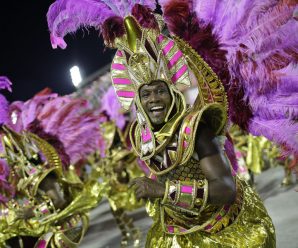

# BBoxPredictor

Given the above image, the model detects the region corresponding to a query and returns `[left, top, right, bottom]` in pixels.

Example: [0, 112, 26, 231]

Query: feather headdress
[47, 0, 298, 155]
[5, 89, 102, 166]
[160, 0, 298, 155]
[47, 0, 156, 49]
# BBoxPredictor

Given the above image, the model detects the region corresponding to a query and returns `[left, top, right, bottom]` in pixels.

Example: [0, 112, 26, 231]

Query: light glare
[70, 66, 82, 87]
[11, 111, 18, 124]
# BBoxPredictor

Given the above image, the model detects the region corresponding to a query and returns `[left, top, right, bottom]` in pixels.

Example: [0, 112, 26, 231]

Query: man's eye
[158, 89, 165, 94]
[141, 94, 149, 98]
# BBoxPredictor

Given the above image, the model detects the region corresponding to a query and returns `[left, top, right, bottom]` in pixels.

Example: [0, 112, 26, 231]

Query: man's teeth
[151, 106, 164, 111]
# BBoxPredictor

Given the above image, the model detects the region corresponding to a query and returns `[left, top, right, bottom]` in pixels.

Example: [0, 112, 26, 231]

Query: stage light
[11, 111, 17, 124]
[70, 65, 82, 87]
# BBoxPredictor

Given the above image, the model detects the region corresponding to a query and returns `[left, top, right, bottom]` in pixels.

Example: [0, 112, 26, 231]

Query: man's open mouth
[150, 106, 165, 114]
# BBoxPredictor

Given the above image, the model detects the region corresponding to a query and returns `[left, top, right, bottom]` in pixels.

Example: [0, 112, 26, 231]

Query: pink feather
[47, 0, 156, 48]
[100, 86, 126, 130]
[249, 118, 298, 156]
[0, 76, 12, 125]
[7, 92, 103, 166]
[45, 1, 298, 154]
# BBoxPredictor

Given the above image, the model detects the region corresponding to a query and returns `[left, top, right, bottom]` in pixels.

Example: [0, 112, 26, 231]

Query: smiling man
[139, 81, 172, 128]
[130, 77, 275, 248]
[128, 67, 275, 246]
[46, 2, 276, 247]
[132, 78, 238, 206]
[122, 16, 275, 248]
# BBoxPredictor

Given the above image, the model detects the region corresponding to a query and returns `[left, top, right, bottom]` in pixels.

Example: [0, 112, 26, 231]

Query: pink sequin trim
[116, 90, 135, 98]
[150, 174, 157, 181]
[111, 63, 126, 70]
[216, 215, 223, 221]
[162, 40, 174, 55]
[157, 34, 164, 43]
[205, 224, 213, 230]
[41, 209, 49, 214]
[171, 64, 188, 83]
[113, 78, 132, 85]
[181, 185, 193, 194]
[167, 50, 183, 69]
[141, 127, 151, 143]
[236, 151, 242, 158]
[184, 126, 191, 135]
[116, 50, 123, 57]
[37, 240, 46, 248]
[167, 226, 174, 233]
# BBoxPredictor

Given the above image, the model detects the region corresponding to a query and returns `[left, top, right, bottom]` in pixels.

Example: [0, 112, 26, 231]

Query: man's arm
[195, 123, 236, 205]
[129, 123, 237, 205]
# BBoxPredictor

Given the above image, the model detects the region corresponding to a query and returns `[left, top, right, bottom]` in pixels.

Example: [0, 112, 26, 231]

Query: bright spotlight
[11, 111, 18, 124]
[70, 65, 82, 87]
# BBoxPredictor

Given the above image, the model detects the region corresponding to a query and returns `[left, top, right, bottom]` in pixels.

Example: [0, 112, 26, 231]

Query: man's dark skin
[130, 80, 236, 205]
[16, 174, 68, 219]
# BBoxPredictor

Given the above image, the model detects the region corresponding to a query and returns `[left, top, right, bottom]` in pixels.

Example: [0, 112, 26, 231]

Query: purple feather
[47, 0, 155, 49]
[47, 0, 114, 48]
[194, 0, 218, 23]
[37, 96, 102, 164]
[7, 92, 103, 165]
[46, 0, 298, 154]
[100, 86, 126, 130]
[192, 1, 298, 152]
[0, 77, 12, 125]
[8, 101, 25, 132]
[249, 118, 298, 156]
[276, 63, 298, 92]
[0, 76, 12, 92]
[0, 96, 9, 125]
[217, 3, 297, 95]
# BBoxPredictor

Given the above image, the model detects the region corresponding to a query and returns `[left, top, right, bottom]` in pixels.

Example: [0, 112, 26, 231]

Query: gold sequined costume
[46, 2, 277, 247]
[145, 167, 275, 247]
[87, 121, 144, 246]
[0, 126, 103, 247]
[230, 125, 279, 180]
[113, 15, 276, 248]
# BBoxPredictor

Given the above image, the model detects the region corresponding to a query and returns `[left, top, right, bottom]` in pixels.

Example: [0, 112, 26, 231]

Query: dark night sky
[0, 1, 113, 102]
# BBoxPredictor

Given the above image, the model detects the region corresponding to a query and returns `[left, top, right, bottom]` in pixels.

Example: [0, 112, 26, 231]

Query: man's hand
[129, 177, 165, 200]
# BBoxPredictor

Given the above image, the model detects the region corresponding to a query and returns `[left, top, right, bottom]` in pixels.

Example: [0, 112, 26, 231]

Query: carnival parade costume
[0, 74, 146, 247]
[230, 124, 297, 186]
[0, 80, 105, 247]
[46, 0, 298, 247]
[229, 125, 280, 184]
[77, 85, 144, 246]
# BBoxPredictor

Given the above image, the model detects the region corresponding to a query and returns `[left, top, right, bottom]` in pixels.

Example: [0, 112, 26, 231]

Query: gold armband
[32, 199, 55, 220]
[162, 179, 208, 212]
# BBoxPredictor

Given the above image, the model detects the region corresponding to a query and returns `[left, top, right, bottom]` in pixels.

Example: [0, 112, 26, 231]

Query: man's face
[139, 81, 172, 126]
[40, 176, 67, 210]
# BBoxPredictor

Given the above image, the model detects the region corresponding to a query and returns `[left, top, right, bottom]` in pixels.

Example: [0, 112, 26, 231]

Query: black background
[0, 1, 113, 101]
